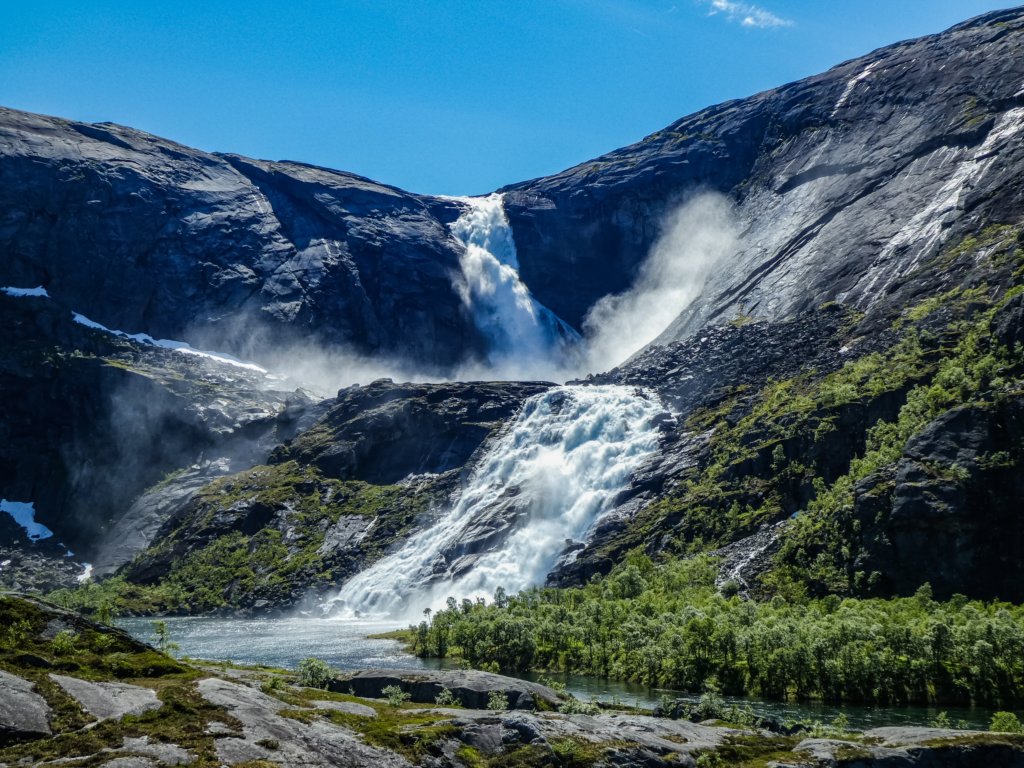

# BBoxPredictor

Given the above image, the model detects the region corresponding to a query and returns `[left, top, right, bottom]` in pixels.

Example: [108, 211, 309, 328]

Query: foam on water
[326, 384, 663, 619]
[449, 194, 579, 379]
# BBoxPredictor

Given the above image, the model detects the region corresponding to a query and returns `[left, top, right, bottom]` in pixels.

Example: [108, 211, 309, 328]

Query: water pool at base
[119, 616, 996, 731]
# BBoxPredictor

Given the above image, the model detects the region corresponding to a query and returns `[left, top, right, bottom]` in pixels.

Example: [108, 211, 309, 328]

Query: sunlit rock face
[503, 9, 1024, 341]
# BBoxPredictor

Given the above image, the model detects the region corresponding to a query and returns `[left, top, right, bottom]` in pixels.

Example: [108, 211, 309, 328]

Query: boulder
[329, 669, 562, 710]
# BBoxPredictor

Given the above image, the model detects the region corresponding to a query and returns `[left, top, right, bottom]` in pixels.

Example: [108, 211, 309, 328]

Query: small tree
[435, 687, 460, 706]
[96, 602, 116, 626]
[152, 621, 179, 656]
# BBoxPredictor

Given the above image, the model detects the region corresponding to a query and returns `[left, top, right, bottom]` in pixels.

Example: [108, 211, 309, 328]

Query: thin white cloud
[705, 0, 793, 28]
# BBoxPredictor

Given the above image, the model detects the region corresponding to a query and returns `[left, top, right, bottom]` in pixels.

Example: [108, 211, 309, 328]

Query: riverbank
[6, 594, 1024, 768]
[117, 614, 1003, 731]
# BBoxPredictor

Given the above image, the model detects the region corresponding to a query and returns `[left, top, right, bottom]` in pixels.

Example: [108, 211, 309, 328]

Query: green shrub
[990, 712, 1024, 733]
[297, 657, 332, 689]
[435, 687, 461, 706]
[51, 629, 78, 655]
[558, 695, 600, 715]
[487, 690, 510, 710]
[695, 752, 725, 768]
[382, 684, 411, 707]
[261, 676, 286, 694]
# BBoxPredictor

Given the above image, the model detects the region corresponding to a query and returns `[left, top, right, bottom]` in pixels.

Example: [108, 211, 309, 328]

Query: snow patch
[832, 61, 879, 117]
[0, 499, 54, 542]
[71, 312, 267, 372]
[2, 286, 49, 298]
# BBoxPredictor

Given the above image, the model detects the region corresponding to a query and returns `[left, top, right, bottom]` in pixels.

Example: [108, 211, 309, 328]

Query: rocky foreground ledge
[2, 595, 1023, 767]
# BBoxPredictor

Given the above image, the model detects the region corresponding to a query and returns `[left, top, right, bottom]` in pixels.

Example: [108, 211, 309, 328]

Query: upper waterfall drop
[449, 194, 579, 378]
[327, 384, 664, 620]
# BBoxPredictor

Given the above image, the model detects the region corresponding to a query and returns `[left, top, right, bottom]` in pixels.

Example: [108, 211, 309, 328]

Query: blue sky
[0, 1, 1012, 195]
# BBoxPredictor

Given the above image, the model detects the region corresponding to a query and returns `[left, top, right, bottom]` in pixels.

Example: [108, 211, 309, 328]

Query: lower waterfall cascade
[326, 384, 664, 619]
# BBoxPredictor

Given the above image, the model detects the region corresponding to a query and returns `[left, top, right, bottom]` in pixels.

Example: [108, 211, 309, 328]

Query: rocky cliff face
[4, 11, 1023, 357]
[0, 287, 319, 589]
[0, 109, 482, 370]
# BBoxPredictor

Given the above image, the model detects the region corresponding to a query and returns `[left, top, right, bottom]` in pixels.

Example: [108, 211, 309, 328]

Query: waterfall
[327, 385, 663, 619]
[450, 194, 579, 378]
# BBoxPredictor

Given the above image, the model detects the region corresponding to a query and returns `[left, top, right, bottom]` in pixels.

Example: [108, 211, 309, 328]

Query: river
[118, 615, 996, 730]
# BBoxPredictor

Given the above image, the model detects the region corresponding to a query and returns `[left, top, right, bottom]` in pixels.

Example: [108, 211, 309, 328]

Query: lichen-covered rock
[197, 678, 411, 768]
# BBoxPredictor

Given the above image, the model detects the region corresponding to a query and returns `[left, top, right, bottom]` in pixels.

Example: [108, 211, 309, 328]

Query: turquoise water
[119, 616, 995, 730]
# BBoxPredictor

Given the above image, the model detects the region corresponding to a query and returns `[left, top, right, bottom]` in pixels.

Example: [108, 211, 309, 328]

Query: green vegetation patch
[406, 557, 1024, 708]
[0, 597, 231, 767]
[51, 461, 434, 615]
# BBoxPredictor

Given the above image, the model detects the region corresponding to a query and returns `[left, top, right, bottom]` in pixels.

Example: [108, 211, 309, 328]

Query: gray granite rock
[197, 677, 410, 767]
[50, 674, 161, 721]
[792, 729, 1024, 768]
[311, 700, 377, 718]
[0, 669, 51, 742]
[119, 737, 193, 766]
[100, 759, 158, 768]
[862, 726, 979, 746]
[330, 668, 563, 710]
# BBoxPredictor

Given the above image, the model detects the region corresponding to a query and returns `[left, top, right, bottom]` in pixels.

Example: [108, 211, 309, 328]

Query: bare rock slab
[100, 759, 159, 768]
[198, 677, 410, 767]
[311, 699, 377, 718]
[0, 669, 51, 742]
[119, 737, 194, 766]
[50, 674, 161, 721]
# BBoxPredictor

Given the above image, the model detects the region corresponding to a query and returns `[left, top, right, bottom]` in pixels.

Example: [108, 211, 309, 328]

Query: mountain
[503, 7, 1024, 337]
[0, 109, 480, 369]
[3, 8, 1024, 613]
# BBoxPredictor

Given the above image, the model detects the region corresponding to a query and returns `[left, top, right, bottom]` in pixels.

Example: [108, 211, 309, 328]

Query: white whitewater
[449, 194, 579, 378]
[327, 385, 663, 619]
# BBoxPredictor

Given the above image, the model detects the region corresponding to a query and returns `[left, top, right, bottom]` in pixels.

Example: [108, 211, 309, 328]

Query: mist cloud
[581, 192, 740, 374]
